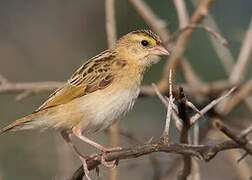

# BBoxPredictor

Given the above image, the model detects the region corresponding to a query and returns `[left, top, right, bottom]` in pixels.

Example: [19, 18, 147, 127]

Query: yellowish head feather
[130, 29, 162, 45]
[115, 29, 164, 69]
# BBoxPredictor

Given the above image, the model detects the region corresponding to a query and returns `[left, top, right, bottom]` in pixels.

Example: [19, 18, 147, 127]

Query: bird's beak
[149, 44, 170, 56]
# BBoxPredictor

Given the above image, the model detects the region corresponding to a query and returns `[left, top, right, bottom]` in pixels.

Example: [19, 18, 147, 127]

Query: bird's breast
[76, 80, 140, 133]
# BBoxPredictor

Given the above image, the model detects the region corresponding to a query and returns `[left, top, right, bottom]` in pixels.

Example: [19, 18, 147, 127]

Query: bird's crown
[130, 29, 162, 46]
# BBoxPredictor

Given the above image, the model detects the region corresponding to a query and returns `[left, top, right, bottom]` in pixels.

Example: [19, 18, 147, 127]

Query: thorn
[147, 137, 154, 144]
[186, 100, 201, 115]
[237, 152, 249, 163]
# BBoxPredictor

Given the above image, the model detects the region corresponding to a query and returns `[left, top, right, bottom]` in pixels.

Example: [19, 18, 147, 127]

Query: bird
[0, 29, 169, 179]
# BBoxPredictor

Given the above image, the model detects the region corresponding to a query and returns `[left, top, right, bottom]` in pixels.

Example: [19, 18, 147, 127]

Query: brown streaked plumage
[0, 29, 169, 179]
[37, 50, 118, 112]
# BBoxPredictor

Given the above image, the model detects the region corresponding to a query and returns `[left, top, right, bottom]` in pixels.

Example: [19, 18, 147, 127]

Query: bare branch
[173, 0, 189, 28]
[162, 69, 174, 141]
[192, 158, 200, 180]
[105, 0, 117, 49]
[192, 123, 201, 180]
[185, 100, 201, 115]
[237, 152, 249, 163]
[152, 83, 169, 107]
[0, 78, 244, 102]
[240, 125, 252, 138]
[0, 81, 64, 94]
[222, 79, 252, 115]
[159, 0, 214, 90]
[230, 18, 252, 83]
[214, 126, 252, 180]
[69, 140, 240, 180]
[213, 120, 252, 155]
[191, 0, 235, 74]
[172, 111, 183, 131]
[105, 0, 118, 179]
[178, 87, 192, 180]
[167, 24, 230, 46]
[128, 0, 207, 97]
[141, 80, 240, 99]
[190, 87, 236, 125]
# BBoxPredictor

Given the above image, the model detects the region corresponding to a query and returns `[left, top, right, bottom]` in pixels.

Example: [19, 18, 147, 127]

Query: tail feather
[0, 113, 39, 135]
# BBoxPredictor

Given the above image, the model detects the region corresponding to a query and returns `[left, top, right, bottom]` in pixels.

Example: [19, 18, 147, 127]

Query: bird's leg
[72, 127, 122, 152]
[61, 130, 93, 180]
[72, 126, 122, 168]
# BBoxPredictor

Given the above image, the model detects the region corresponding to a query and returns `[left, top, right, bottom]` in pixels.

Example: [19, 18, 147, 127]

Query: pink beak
[149, 44, 170, 56]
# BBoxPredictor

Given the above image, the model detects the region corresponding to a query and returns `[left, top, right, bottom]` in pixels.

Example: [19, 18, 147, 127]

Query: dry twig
[230, 18, 252, 83]
[105, 0, 119, 179]
[177, 87, 192, 180]
[190, 87, 236, 125]
[69, 140, 240, 180]
[1, 0, 251, 180]
[162, 70, 174, 141]
[141, 78, 241, 99]
[0, 79, 63, 94]
[214, 120, 252, 155]
[166, 24, 230, 46]
[173, 0, 189, 29]
[190, 0, 235, 74]
[222, 79, 252, 115]
[159, 0, 214, 91]
[192, 122, 200, 180]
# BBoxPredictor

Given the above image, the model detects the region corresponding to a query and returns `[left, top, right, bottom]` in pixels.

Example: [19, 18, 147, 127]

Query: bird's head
[115, 30, 170, 68]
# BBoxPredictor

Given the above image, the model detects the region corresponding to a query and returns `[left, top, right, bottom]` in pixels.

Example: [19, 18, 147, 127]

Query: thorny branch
[161, 69, 174, 141]
[68, 0, 251, 179]
[0, 74, 64, 100]
[105, 0, 119, 179]
[69, 140, 240, 180]
[166, 24, 230, 46]
[177, 87, 192, 180]
[214, 120, 252, 155]
[69, 80, 243, 180]
[159, 0, 214, 88]
[0, 0, 252, 179]
[173, 0, 189, 29]
[229, 18, 252, 84]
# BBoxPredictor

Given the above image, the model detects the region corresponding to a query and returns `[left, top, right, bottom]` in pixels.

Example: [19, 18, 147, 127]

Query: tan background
[0, 0, 251, 179]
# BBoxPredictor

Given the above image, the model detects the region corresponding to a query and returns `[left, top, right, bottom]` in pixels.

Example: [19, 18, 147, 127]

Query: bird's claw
[98, 146, 121, 168]
[101, 152, 118, 168]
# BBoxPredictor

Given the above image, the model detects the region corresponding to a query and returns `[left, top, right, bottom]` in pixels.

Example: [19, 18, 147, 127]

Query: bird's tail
[0, 113, 41, 135]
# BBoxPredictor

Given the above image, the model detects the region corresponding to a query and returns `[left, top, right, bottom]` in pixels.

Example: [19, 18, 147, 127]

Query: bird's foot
[98, 146, 121, 168]
[100, 152, 119, 168]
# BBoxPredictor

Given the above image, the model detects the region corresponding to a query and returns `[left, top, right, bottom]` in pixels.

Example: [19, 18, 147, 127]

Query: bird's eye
[141, 40, 149, 47]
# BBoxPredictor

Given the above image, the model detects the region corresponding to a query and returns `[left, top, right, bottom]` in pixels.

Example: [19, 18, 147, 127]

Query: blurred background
[0, 0, 251, 179]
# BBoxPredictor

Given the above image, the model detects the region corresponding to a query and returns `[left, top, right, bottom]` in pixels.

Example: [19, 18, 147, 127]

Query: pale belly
[40, 75, 142, 132]
[69, 85, 140, 133]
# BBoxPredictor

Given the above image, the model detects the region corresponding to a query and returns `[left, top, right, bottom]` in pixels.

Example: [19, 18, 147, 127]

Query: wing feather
[36, 50, 122, 112]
